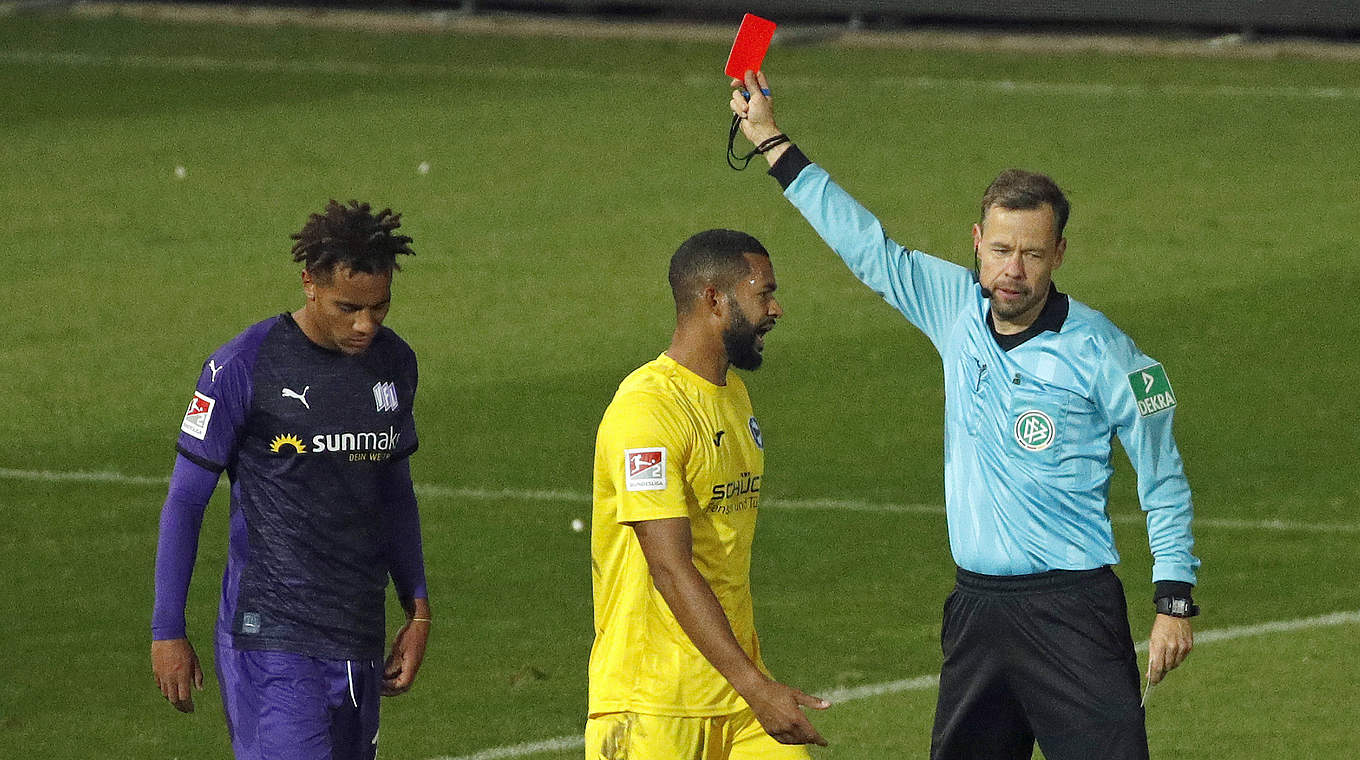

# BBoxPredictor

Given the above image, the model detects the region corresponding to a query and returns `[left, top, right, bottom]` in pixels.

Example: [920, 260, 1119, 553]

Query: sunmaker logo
[311, 427, 402, 453]
[269, 434, 307, 453]
[268, 427, 402, 457]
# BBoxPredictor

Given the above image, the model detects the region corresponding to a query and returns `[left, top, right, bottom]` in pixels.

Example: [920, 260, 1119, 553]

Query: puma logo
[281, 386, 311, 410]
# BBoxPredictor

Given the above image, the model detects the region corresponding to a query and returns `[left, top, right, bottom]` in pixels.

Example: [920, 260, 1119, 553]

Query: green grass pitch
[1, 9, 1358, 759]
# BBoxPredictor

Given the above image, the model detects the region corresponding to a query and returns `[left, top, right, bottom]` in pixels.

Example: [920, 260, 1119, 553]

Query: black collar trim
[988, 283, 1069, 351]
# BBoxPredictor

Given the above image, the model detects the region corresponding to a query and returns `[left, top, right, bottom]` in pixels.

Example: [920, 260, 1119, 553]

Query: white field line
[432, 609, 1360, 760]
[3, 49, 1360, 101]
[2, 467, 1355, 535]
[4, 465, 1357, 751]
[0, 467, 171, 486]
[433, 736, 583, 760]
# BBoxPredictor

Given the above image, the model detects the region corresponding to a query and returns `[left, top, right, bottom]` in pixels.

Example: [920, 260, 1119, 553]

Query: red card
[724, 14, 776, 80]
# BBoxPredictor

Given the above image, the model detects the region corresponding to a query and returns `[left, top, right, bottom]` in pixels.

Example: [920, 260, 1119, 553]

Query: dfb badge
[1014, 409, 1056, 451]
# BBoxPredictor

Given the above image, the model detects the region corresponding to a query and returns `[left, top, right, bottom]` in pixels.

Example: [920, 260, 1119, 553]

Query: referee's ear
[1052, 237, 1067, 270]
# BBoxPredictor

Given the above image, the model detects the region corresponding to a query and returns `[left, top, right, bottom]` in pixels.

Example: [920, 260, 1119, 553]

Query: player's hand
[382, 618, 430, 696]
[739, 675, 831, 746]
[1146, 614, 1193, 684]
[152, 637, 204, 713]
[728, 70, 781, 146]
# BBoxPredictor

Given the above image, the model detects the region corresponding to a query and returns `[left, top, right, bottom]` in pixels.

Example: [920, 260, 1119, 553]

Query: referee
[729, 71, 1199, 759]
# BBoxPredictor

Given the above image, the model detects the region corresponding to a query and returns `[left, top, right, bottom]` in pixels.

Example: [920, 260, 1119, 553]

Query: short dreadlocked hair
[290, 200, 414, 281]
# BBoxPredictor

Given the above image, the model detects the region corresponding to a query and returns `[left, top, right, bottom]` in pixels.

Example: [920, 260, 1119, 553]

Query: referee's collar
[988, 282, 1069, 351]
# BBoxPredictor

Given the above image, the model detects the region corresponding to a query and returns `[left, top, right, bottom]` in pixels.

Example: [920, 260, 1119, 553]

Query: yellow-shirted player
[587, 229, 829, 759]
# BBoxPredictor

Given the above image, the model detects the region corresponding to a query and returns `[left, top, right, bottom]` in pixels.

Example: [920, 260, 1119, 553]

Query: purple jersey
[174, 313, 419, 660]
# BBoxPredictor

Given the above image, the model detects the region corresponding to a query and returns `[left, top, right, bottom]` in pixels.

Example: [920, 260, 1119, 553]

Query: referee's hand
[1146, 614, 1194, 684]
[729, 70, 790, 162]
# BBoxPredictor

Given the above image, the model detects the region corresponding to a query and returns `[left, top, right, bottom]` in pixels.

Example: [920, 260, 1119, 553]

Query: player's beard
[723, 300, 768, 371]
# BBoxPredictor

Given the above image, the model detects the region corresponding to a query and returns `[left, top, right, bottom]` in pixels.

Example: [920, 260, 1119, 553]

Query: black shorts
[930, 566, 1148, 760]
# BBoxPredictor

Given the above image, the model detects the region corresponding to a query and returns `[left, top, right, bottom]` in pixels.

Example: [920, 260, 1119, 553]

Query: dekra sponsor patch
[1128, 364, 1177, 417]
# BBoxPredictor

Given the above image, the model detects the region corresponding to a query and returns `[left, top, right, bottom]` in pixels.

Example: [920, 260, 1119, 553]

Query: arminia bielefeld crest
[1128, 364, 1176, 417]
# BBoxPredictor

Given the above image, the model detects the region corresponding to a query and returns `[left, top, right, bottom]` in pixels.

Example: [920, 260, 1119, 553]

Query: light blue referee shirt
[775, 149, 1199, 585]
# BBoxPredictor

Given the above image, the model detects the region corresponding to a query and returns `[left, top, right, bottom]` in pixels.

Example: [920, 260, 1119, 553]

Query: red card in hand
[724, 14, 776, 80]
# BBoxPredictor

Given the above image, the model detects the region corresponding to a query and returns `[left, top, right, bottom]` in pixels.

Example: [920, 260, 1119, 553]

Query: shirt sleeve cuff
[152, 623, 188, 640]
[175, 444, 226, 474]
[1154, 580, 1194, 601]
[768, 144, 812, 190]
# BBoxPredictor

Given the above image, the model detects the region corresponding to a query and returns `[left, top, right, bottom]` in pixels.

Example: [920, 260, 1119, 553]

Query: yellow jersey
[588, 353, 769, 717]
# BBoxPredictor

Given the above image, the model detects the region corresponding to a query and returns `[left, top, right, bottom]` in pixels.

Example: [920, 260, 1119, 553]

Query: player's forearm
[402, 596, 431, 622]
[151, 455, 218, 639]
[381, 458, 429, 600]
[649, 563, 767, 695]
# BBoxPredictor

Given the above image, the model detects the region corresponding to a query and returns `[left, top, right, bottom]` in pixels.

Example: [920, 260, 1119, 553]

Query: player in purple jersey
[151, 201, 431, 760]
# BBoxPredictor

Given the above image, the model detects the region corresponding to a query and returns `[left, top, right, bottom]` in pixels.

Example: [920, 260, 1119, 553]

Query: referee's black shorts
[930, 566, 1148, 760]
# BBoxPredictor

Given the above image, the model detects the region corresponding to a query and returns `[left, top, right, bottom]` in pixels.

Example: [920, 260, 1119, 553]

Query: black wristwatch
[1155, 596, 1200, 618]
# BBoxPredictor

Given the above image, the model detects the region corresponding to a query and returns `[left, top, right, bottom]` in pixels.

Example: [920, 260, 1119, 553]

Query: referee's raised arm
[725, 69, 974, 346]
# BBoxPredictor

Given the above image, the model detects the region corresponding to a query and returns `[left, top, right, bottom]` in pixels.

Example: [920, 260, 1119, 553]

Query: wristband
[1155, 596, 1199, 618]
[754, 133, 790, 154]
[411, 617, 432, 624]
[727, 117, 790, 171]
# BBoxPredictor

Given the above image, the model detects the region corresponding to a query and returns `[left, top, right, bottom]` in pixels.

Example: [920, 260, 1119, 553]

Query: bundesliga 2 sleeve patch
[624, 447, 667, 492]
[181, 392, 216, 440]
[1128, 364, 1177, 417]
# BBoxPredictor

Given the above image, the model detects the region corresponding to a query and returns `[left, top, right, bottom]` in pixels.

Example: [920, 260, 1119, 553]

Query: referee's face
[301, 266, 393, 355]
[974, 204, 1066, 332]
